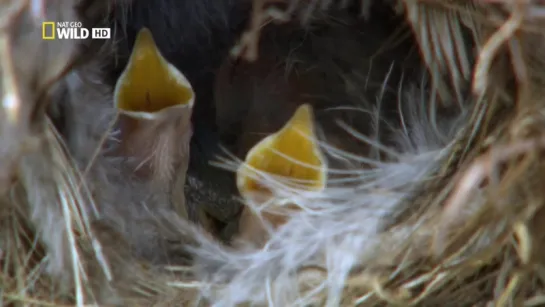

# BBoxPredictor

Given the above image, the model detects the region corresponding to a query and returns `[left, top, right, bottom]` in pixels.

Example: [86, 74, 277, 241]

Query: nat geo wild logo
[42, 21, 110, 40]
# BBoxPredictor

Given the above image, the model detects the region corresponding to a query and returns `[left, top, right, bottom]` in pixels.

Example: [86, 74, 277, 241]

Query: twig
[434, 134, 545, 255]
[231, 0, 278, 62]
[472, 0, 527, 97]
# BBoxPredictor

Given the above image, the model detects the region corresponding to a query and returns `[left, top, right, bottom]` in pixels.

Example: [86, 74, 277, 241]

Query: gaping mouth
[114, 27, 194, 115]
[237, 103, 327, 199]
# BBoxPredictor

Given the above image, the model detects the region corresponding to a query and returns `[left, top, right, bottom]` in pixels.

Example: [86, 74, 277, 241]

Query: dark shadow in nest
[215, 3, 422, 172]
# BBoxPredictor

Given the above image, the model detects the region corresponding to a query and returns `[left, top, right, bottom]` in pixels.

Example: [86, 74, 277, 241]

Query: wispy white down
[189, 81, 468, 306]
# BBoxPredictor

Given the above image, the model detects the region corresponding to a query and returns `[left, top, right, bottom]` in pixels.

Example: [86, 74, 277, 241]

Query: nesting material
[0, 0, 100, 297]
[3, 0, 545, 306]
[0, 6, 198, 304]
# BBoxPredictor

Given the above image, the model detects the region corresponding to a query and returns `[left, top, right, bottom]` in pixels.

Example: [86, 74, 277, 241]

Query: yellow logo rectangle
[42, 22, 55, 40]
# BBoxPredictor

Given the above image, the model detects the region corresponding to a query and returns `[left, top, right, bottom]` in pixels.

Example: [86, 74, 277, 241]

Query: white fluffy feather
[189, 80, 468, 306]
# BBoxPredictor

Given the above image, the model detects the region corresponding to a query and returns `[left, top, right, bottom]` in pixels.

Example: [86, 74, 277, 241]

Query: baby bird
[113, 28, 194, 196]
[211, 6, 422, 243]
[77, 0, 253, 241]
[235, 104, 327, 246]
[58, 27, 196, 263]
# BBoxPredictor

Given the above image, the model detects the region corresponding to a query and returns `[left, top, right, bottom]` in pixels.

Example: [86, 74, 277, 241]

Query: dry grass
[3, 0, 545, 306]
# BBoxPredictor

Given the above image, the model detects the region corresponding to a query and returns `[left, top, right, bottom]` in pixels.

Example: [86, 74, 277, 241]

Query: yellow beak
[113, 27, 194, 118]
[236, 103, 327, 202]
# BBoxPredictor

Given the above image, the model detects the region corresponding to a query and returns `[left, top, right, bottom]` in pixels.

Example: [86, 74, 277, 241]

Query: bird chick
[58, 27, 196, 263]
[113, 27, 194, 189]
[87, 0, 252, 241]
[235, 104, 327, 247]
[210, 9, 418, 239]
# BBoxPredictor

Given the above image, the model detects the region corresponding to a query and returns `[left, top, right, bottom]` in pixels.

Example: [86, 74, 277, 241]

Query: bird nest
[2, 0, 545, 306]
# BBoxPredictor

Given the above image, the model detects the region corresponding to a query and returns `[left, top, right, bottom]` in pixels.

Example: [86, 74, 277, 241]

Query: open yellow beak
[236, 104, 327, 201]
[113, 28, 194, 118]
